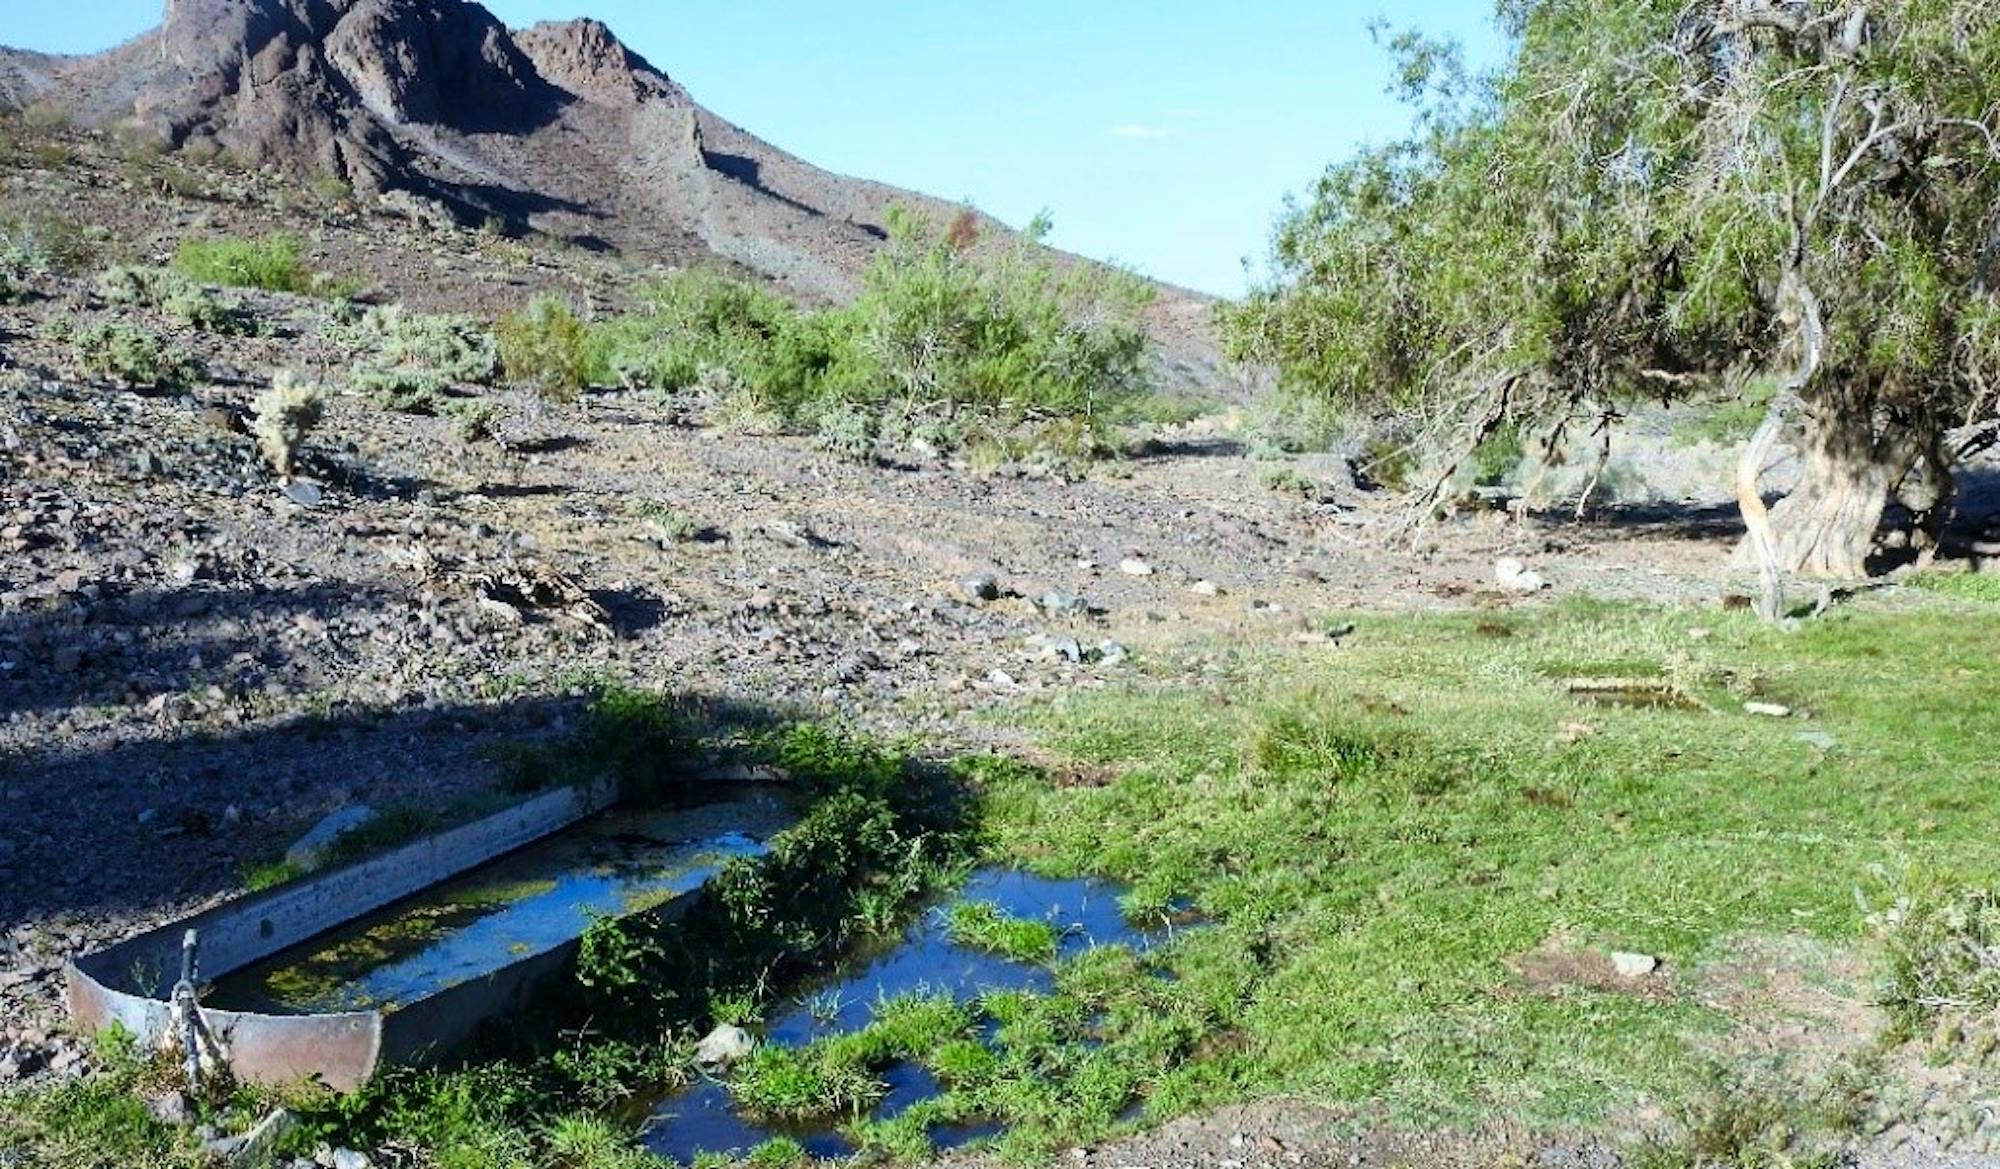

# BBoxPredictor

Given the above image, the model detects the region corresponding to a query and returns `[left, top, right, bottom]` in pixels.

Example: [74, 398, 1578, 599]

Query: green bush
[839, 206, 1155, 421]
[574, 208, 1156, 462]
[171, 233, 320, 294]
[70, 321, 203, 390]
[497, 295, 590, 401]
[588, 267, 796, 393]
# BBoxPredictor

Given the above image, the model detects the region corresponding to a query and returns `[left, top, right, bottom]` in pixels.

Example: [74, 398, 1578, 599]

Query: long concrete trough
[65, 780, 788, 1091]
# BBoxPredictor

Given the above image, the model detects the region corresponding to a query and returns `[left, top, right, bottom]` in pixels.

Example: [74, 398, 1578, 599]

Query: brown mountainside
[0, 0, 1222, 389]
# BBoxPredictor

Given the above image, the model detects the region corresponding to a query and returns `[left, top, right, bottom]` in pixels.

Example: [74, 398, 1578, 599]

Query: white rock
[331, 1151, 371, 1169]
[1190, 580, 1222, 597]
[1119, 558, 1155, 577]
[1494, 558, 1548, 594]
[694, 1024, 755, 1070]
[1744, 702, 1792, 718]
[1611, 951, 1659, 979]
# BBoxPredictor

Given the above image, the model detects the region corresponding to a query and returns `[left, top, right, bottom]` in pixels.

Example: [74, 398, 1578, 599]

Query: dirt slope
[0, 0, 1224, 390]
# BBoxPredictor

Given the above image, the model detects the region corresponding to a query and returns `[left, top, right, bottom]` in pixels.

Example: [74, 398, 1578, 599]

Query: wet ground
[640, 868, 1180, 1163]
[206, 788, 796, 1015]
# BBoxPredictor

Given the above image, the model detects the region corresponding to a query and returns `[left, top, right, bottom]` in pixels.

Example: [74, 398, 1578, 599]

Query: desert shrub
[0, 210, 97, 275]
[0, 252, 24, 305]
[172, 233, 321, 294]
[251, 371, 326, 475]
[70, 322, 203, 390]
[164, 283, 257, 335]
[1870, 874, 2000, 1037]
[344, 305, 498, 411]
[623, 208, 1155, 459]
[92, 264, 184, 306]
[448, 399, 499, 444]
[348, 305, 498, 384]
[806, 399, 879, 463]
[20, 102, 70, 132]
[497, 294, 590, 401]
[837, 206, 1154, 421]
[589, 267, 798, 393]
[93, 265, 256, 334]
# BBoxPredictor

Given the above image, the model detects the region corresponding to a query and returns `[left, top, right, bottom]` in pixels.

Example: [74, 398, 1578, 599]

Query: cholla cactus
[250, 370, 326, 476]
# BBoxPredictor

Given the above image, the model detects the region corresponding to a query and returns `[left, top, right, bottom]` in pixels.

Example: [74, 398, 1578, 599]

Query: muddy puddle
[640, 869, 1175, 1163]
[207, 788, 796, 1016]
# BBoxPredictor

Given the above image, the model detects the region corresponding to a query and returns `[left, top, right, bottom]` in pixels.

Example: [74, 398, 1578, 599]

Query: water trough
[66, 780, 795, 1092]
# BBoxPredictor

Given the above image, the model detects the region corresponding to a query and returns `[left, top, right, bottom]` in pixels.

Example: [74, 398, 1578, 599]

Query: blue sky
[2, 3, 1503, 297]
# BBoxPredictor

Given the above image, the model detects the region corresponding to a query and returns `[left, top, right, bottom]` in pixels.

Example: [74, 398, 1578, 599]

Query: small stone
[1189, 579, 1221, 597]
[1494, 557, 1548, 594]
[284, 481, 325, 508]
[331, 1150, 371, 1169]
[1052, 637, 1083, 664]
[1744, 702, 1792, 718]
[1796, 730, 1837, 750]
[1096, 640, 1129, 666]
[1611, 951, 1659, 979]
[1038, 591, 1087, 616]
[1119, 558, 1155, 577]
[148, 1090, 193, 1127]
[694, 1024, 755, 1070]
[959, 574, 1002, 604]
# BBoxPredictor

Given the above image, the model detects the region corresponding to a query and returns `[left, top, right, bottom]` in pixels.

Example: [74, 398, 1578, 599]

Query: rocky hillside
[0, 0, 1222, 390]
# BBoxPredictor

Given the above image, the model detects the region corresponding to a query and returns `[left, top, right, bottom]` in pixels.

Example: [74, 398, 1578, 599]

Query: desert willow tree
[1227, 0, 2000, 579]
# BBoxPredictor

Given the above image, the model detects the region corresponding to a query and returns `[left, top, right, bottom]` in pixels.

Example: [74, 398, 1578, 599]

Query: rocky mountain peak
[513, 17, 682, 107]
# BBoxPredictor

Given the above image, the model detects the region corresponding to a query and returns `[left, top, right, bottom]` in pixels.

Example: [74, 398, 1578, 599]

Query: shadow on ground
[0, 677, 796, 930]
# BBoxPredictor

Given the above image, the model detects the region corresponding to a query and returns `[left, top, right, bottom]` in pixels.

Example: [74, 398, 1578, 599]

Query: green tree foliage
[1227, 2, 2000, 577]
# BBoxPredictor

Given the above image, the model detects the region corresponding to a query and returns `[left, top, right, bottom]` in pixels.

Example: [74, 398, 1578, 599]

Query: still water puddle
[207, 790, 795, 1015]
[640, 869, 1170, 1163]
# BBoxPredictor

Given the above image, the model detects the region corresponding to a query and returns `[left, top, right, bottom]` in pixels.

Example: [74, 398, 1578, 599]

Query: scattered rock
[1097, 640, 1130, 666]
[1744, 702, 1792, 718]
[959, 574, 1002, 604]
[694, 1024, 755, 1070]
[284, 806, 380, 872]
[1189, 579, 1222, 597]
[283, 481, 325, 507]
[1494, 558, 1548, 594]
[1119, 558, 1155, 577]
[331, 1150, 371, 1169]
[1610, 951, 1659, 979]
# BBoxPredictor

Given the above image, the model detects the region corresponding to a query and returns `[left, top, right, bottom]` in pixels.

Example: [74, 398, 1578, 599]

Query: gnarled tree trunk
[1753, 391, 1938, 579]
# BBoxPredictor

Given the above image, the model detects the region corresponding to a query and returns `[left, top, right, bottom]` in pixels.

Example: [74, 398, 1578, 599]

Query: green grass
[945, 901, 1063, 963]
[1909, 571, 2000, 605]
[975, 596, 2000, 1133]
